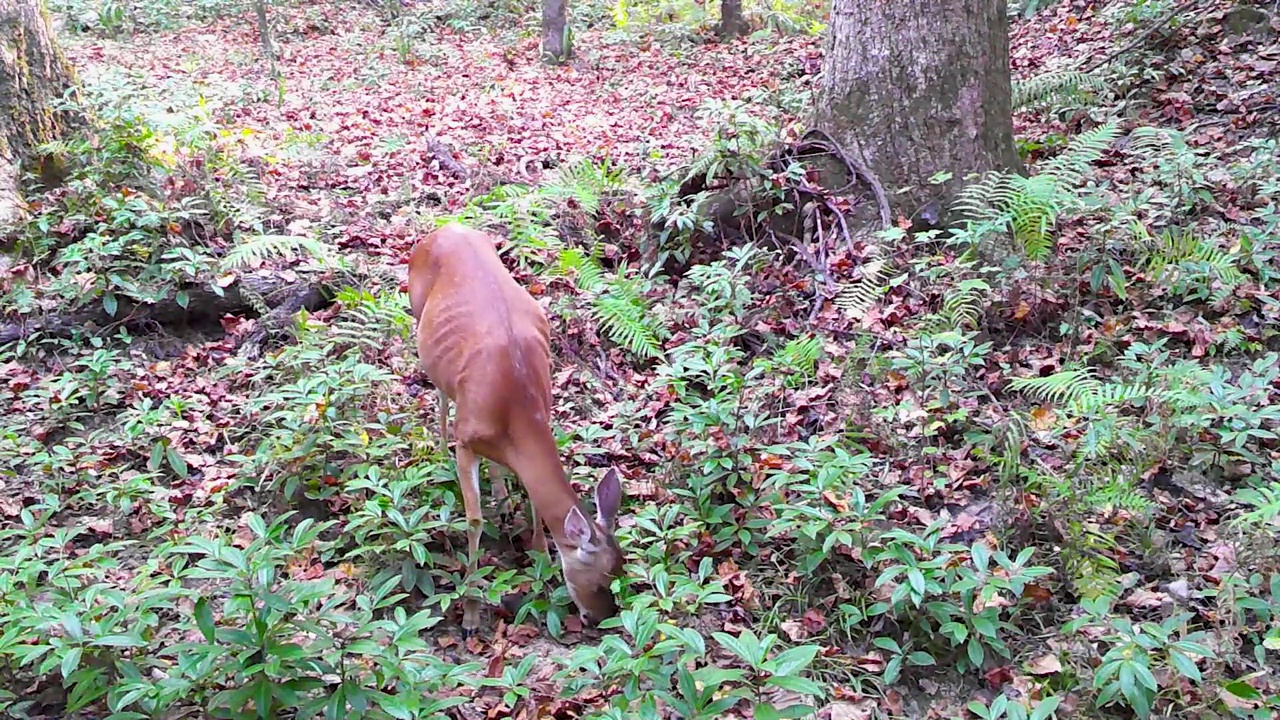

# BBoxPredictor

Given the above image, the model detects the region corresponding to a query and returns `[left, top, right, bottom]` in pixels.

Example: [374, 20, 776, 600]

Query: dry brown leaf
[1026, 653, 1062, 675]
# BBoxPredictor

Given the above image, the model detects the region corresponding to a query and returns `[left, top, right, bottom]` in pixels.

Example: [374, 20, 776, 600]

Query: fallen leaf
[1026, 653, 1062, 675]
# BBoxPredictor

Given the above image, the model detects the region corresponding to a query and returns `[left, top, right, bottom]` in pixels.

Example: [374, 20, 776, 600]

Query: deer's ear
[564, 506, 594, 548]
[595, 467, 623, 530]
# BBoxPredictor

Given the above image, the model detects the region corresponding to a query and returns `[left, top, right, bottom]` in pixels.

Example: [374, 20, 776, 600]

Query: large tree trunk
[0, 0, 80, 228]
[717, 0, 746, 40]
[540, 0, 571, 65]
[815, 0, 1021, 227]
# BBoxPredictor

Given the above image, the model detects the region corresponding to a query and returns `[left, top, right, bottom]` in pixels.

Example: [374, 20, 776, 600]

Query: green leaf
[967, 636, 984, 667]
[907, 651, 935, 666]
[104, 292, 118, 317]
[884, 654, 903, 684]
[972, 614, 998, 638]
[1132, 661, 1158, 691]
[872, 636, 901, 654]
[765, 674, 824, 697]
[1222, 679, 1262, 701]
[1167, 650, 1201, 682]
[768, 645, 819, 677]
[166, 447, 188, 477]
[92, 634, 147, 648]
[971, 542, 991, 571]
[60, 647, 83, 679]
[1030, 696, 1062, 720]
[193, 594, 216, 645]
[754, 703, 782, 720]
[907, 567, 926, 598]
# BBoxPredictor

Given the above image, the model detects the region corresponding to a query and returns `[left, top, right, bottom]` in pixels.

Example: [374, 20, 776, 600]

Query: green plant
[953, 122, 1121, 261]
[968, 694, 1064, 720]
[556, 247, 668, 360]
[1012, 69, 1108, 111]
[1065, 598, 1216, 717]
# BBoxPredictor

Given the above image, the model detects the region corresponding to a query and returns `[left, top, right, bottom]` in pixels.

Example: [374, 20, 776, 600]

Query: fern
[328, 287, 414, 349]
[934, 278, 990, 331]
[541, 157, 627, 216]
[758, 334, 823, 386]
[555, 246, 606, 292]
[1011, 369, 1157, 417]
[1063, 524, 1123, 601]
[835, 229, 901, 319]
[773, 334, 823, 374]
[1233, 481, 1280, 529]
[1133, 224, 1247, 303]
[1012, 69, 1108, 111]
[1008, 368, 1104, 408]
[954, 123, 1121, 261]
[592, 274, 664, 360]
[556, 246, 665, 360]
[220, 234, 336, 272]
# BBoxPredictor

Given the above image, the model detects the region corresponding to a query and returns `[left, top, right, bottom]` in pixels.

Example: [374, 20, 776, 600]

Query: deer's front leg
[456, 443, 484, 636]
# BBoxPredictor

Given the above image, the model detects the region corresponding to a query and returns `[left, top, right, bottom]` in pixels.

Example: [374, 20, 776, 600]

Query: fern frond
[555, 246, 606, 292]
[220, 234, 335, 271]
[1127, 126, 1185, 159]
[1007, 368, 1103, 408]
[329, 288, 414, 347]
[835, 250, 894, 319]
[940, 278, 991, 330]
[541, 157, 626, 216]
[1233, 481, 1280, 528]
[1038, 122, 1121, 184]
[766, 334, 823, 383]
[593, 279, 664, 360]
[1012, 69, 1108, 110]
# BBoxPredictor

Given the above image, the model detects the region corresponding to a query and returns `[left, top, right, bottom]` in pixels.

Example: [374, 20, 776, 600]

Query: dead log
[0, 270, 334, 344]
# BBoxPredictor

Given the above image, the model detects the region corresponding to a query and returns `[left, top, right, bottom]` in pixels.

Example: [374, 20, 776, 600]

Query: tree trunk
[815, 0, 1021, 227]
[540, 0, 571, 65]
[0, 0, 80, 228]
[717, 0, 746, 40]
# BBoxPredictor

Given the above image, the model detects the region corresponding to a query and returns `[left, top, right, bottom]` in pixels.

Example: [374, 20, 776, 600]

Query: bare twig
[824, 199, 855, 256]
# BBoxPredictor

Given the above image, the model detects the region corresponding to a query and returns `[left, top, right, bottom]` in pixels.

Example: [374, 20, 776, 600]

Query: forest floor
[3, 0, 1280, 718]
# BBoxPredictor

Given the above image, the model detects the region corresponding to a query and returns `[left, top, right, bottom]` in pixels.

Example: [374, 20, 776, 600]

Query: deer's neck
[505, 425, 583, 545]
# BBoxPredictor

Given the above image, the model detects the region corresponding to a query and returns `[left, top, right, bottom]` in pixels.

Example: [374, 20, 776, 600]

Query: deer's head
[559, 467, 626, 625]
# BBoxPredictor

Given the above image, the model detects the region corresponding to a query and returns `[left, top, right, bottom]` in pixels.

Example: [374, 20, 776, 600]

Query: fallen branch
[0, 271, 334, 344]
[426, 136, 470, 181]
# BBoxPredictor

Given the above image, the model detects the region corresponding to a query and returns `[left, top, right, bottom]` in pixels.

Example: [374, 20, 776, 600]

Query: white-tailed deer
[407, 223, 625, 633]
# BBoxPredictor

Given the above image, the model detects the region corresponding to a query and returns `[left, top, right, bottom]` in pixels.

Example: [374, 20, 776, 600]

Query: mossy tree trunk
[717, 0, 747, 40]
[540, 0, 571, 65]
[0, 0, 80, 228]
[815, 0, 1021, 226]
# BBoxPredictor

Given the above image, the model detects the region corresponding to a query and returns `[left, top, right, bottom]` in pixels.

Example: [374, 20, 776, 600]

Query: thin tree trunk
[540, 0, 571, 65]
[0, 0, 81, 228]
[253, 0, 275, 65]
[815, 0, 1021, 226]
[717, 0, 746, 39]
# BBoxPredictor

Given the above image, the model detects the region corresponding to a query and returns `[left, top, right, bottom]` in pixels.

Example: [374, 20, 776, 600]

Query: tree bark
[0, 0, 80, 228]
[717, 0, 747, 40]
[540, 0, 571, 65]
[815, 0, 1021, 226]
